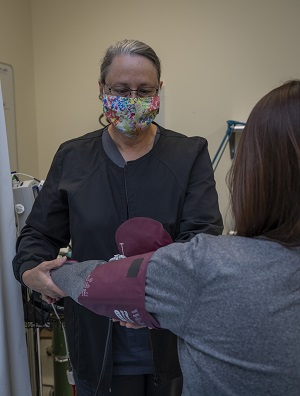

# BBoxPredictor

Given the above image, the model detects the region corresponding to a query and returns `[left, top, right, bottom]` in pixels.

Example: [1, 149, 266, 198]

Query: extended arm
[51, 217, 175, 328]
[51, 234, 202, 336]
[51, 252, 160, 328]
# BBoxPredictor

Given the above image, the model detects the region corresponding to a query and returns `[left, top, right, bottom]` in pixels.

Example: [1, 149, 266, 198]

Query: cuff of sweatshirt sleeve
[17, 256, 46, 286]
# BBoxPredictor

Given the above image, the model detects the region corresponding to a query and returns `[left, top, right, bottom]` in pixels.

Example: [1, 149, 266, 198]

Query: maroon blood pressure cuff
[115, 217, 173, 256]
[75, 217, 174, 329]
[77, 251, 161, 328]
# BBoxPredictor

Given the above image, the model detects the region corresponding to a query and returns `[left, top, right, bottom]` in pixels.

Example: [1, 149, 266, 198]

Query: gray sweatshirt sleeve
[51, 260, 103, 301]
[145, 237, 204, 337]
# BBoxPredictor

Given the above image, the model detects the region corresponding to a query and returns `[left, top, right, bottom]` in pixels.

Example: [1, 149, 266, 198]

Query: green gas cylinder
[52, 326, 73, 396]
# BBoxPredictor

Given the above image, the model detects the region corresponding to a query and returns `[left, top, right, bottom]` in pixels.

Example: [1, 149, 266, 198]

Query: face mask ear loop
[99, 82, 108, 101]
[99, 90, 110, 126]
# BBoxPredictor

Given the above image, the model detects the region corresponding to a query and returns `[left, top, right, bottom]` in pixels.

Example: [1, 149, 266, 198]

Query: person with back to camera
[12, 39, 223, 395]
[50, 79, 300, 395]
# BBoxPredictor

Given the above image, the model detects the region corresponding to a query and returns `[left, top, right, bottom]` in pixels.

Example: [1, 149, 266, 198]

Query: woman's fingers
[42, 256, 67, 272]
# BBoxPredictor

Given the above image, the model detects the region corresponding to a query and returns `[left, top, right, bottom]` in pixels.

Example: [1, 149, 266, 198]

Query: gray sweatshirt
[146, 234, 300, 395]
[52, 234, 300, 395]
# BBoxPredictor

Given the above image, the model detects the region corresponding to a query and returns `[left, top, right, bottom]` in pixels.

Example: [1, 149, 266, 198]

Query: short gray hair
[99, 39, 161, 84]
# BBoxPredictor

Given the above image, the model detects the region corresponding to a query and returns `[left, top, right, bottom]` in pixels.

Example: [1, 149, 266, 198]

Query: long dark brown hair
[227, 80, 300, 246]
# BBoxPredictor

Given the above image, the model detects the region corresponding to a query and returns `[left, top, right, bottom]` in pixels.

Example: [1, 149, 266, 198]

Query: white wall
[3, 0, 300, 231]
[0, 0, 38, 176]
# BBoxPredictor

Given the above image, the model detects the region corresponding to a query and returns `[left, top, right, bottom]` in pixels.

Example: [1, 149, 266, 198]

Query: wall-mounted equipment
[212, 120, 245, 172]
[13, 180, 39, 234]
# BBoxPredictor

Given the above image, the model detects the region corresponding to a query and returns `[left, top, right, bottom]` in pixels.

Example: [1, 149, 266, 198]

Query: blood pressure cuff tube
[77, 251, 161, 329]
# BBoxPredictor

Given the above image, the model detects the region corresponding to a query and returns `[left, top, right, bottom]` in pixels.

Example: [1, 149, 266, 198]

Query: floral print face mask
[102, 94, 160, 138]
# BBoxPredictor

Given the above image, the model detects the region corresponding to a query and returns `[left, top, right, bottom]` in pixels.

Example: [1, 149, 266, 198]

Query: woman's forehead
[106, 54, 158, 84]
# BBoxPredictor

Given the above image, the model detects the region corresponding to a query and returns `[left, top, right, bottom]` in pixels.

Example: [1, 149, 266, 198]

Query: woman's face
[100, 54, 161, 96]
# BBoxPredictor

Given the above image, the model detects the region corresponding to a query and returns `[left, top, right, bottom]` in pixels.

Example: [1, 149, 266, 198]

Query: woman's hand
[22, 256, 67, 304]
[112, 318, 147, 329]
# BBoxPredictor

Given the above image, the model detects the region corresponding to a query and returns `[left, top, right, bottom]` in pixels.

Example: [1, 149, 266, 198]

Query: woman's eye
[139, 90, 150, 96]
[115, 88, 129, 96]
